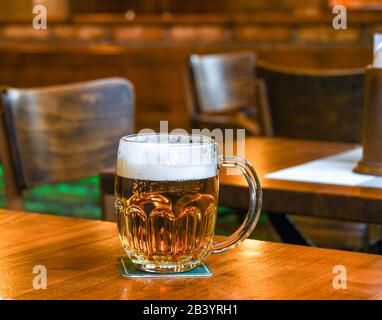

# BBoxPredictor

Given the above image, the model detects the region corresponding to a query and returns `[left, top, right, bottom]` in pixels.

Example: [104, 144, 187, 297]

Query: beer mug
[115, 134, 262, 273]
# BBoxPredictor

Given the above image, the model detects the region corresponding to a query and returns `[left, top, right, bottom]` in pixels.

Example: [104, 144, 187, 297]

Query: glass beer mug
[115, 134, 262, 273]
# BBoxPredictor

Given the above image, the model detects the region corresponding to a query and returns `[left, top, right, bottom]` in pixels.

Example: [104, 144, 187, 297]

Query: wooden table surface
[101, 137, 382, 224]
[1, 210, 382, 300]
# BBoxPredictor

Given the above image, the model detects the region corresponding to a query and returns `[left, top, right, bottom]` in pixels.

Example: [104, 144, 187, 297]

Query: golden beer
[115, 133, 262, 273]
[115, 176, 218, 272]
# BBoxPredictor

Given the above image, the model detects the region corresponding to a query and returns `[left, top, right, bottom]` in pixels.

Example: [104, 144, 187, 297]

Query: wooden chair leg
[0, 93, 24, 211]
[100, 193, 116, 222]
[255, 78, 274, 137]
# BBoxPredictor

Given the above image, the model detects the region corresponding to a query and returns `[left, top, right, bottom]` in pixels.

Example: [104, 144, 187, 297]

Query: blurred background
[0, 0, 381, 250]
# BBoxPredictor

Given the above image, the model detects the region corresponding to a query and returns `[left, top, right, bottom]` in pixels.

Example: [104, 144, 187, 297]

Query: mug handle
[212, 156, 263, 254]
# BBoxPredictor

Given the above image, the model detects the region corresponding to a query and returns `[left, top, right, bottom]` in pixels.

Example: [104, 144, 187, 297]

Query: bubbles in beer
[115, 176, 218, 272]
[115, 134, 219, 272]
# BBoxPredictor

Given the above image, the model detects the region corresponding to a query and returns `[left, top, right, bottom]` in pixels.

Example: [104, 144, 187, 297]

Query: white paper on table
[373, 33, 382, 67]
[265, 147, 382, 188]
[374, 33, 382, 55]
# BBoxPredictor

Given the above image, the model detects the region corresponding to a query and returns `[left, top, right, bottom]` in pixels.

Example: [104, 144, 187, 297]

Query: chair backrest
[189, 51, 256, 114]
[0, 78, 134, 202]
[257, 61, 365, 143]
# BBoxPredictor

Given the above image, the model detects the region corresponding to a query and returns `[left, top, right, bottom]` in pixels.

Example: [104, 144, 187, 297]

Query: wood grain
[0, 44, 371, 131]
[1, 78, 134, 189]
[354, 67, 382, 176]
[1, 210, 382, 300]
[257, 61, 365, 143]
[101, 137, 382, 224]
[189, 51, 256, 114]
[187, 51, 273, 137]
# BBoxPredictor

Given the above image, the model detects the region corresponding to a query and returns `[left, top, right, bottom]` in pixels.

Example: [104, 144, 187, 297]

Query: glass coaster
[117, 257, 212, 278]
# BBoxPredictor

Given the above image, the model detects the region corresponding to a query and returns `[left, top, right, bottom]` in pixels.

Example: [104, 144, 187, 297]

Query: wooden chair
[256, 61, 365, 143]
[255, 62, 372, 250]
[186, 51, 273, 137]
[0, 78, 134, 221]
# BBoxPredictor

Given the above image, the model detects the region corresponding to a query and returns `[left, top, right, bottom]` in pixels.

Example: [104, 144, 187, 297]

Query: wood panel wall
[0, 44, 371, 131]
[0, 13, 376, 130]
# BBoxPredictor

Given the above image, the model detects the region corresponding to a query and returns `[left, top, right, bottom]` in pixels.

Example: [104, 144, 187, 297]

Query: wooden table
[101, 137, 382, 224]
[1, 210, 382, 300]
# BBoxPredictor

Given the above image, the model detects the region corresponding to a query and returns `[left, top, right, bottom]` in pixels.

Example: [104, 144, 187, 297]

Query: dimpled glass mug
[114, 133, 262, 273]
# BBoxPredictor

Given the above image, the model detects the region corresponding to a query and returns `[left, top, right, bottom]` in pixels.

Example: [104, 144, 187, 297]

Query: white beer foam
[117, 136, 218, 181]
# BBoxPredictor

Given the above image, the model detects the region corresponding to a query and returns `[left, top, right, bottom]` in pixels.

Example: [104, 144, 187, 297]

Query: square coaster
[117, 257, 212, 278]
